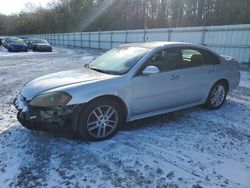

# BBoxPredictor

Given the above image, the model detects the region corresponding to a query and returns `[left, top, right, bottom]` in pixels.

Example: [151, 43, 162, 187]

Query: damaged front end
[14, 94, 82, 133]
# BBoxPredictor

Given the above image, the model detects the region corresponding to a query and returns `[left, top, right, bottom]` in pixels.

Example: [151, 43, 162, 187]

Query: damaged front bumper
[14, 94, 82, 133]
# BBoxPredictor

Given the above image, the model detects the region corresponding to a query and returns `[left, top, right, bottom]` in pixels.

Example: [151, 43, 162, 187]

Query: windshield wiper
[90, 67, 107, 73]
[89, 67, 117, 75]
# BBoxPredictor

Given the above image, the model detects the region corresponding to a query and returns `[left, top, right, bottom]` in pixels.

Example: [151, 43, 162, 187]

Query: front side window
[179, 49, 205, 69]
[203, 50, 220, 65]
[89, 46, 149, 75]
[142, 48, 180, 73]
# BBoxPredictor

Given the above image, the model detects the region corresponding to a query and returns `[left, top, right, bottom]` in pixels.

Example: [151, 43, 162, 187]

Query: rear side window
[179, 49, 205, 69]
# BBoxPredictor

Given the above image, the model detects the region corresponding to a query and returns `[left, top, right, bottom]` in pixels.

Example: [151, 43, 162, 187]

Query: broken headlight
[29, 91, 72, 107]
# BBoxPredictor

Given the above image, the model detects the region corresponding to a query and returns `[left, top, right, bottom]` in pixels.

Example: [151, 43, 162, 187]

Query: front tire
[78, 98, 124, 141]
[206, 81, 227, 109]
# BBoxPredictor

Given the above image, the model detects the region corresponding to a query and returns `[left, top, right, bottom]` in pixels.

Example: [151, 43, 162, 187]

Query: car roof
[120, 41, 208, 50]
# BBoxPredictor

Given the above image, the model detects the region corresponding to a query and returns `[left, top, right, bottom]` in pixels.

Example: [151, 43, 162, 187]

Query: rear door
[176, 47, 216, 102]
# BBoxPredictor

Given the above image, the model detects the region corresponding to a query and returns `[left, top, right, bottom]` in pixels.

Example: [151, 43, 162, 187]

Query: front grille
[14, 46, 25, 50]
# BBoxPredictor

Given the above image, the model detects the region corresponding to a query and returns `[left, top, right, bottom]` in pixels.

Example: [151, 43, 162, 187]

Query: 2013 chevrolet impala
[14, 42, 240, 140]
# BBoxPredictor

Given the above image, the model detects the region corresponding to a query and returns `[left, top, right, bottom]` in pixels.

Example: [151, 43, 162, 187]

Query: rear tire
[206, 81, 228, 109]
[78, 98, 124, 141]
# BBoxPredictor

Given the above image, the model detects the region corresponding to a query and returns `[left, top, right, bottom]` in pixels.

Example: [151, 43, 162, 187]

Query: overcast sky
[0, 0, 53, 15]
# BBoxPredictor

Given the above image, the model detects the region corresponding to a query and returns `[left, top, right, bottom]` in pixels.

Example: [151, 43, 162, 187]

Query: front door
[131, 48, 186, 115]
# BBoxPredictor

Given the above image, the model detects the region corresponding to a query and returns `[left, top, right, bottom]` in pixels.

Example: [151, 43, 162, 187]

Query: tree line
[0, 0, 249, 35]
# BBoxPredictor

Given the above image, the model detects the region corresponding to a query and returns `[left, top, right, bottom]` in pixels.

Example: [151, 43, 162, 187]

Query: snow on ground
[0, 46, 250, 188]
[240, 71, 250, 88]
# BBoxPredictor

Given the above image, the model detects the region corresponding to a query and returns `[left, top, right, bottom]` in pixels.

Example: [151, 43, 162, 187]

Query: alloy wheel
[210, 84, 226, 108]
[86, 105, 118, 138]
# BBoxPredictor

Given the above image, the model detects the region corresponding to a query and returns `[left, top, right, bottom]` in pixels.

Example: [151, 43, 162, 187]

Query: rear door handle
[170, 74, 180, 80]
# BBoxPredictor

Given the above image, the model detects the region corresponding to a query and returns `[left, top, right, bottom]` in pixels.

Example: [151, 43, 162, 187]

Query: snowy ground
[0, 46, 250, 188]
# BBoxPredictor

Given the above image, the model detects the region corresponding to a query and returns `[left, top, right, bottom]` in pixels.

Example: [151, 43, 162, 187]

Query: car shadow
[0, 106, 200, 144]
[52, 105, 204, 141]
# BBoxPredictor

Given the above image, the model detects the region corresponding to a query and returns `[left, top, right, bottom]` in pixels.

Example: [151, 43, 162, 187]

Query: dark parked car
[2, 37, 28, 52]
[32, 39, 52, 52]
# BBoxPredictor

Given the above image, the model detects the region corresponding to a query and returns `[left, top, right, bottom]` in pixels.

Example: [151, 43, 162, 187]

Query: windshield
[89, 46, 149, 75]
[24, 38, 34, 42]
[8, 38, 25, 44]
[35, 40, 48, 44]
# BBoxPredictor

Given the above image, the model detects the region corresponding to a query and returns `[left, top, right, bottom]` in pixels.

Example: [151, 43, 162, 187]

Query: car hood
[22, 68, 114, 100]
[36, 43, 50, 46]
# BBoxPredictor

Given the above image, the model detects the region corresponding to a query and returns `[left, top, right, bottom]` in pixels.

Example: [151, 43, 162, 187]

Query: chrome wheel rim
[210, 85, 225, 107]
[87, 105, 118, 138]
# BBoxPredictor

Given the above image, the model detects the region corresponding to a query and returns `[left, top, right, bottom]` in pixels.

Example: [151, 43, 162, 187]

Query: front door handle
[208, 69, 214, 74]
[170, 74, 180, 80]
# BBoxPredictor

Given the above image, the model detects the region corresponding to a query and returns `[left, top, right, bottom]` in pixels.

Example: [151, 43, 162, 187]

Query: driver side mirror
[142, 66, 160, 75]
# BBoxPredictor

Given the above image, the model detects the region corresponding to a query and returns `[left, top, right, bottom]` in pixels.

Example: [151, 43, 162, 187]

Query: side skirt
[128, 100, 204, 122]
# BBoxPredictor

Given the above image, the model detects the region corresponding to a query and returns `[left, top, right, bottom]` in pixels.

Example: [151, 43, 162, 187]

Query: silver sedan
[14, 42, 240, 140]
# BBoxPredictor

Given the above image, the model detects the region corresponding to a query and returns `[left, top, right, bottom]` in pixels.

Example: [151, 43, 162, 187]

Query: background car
[0, 37, 3, 46]
[32, 39, 52, 52]
[14, 42, 240, 141]
[2, 37, 28, 52]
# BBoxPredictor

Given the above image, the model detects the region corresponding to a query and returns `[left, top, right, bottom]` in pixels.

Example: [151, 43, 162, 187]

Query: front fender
[47, 75, 131, 116]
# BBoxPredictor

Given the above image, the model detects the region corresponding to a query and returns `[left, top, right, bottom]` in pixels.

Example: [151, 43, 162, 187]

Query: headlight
[29, 91, 72, 107]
